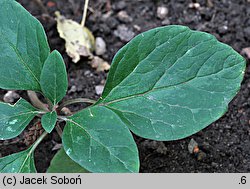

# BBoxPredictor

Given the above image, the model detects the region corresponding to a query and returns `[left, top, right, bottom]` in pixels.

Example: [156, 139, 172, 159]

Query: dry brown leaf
[90, 56, 110, 72]
[55, 11, 95, 63]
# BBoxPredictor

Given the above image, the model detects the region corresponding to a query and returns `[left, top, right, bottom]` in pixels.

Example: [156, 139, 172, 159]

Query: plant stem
[58, 98, 96, 111]
[27, 91, 50, 112]
[58, 116, 69, 121]
[81, 0, 89, 27]
[46, 98, 54, 111]
[30, 131, 48, 154]
[55, 124, 63, 138]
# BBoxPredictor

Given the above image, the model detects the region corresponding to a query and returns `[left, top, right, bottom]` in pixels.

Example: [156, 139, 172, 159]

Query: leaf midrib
[103, 28, 190, 100]
[66, 118, 133, 172]
[18, 151, 33, 173]
[0, 111, 39, 122]
[98, 46, 242, 107]
[0, 152, 31, 173]
[0, 32, 40, 89]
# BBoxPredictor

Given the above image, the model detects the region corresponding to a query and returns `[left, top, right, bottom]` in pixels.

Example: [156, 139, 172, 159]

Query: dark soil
[0, 0, 250, 173]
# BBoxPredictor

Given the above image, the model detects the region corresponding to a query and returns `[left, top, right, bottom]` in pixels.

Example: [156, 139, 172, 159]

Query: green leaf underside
[62, 106, 139, 173]
[41, 111, 57, 133]
[0, 98, 39, 140]
[0, 147, 36, 173]
[95, 25, 246, 141]
[47, 148, 89, 173]
[40, 50, 68, 105]
[0, 0, 50, 91]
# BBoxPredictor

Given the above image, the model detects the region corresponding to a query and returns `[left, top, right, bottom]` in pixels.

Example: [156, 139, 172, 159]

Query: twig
[81, 0, 90, 27]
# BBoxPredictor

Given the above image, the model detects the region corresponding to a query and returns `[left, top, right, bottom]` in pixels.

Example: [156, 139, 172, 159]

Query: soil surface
[0, 0, 250, 173]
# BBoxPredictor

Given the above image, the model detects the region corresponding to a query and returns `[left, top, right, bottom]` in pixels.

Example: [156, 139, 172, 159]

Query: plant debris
[90, 56, 110, 72]
[55, 11, 95, 63]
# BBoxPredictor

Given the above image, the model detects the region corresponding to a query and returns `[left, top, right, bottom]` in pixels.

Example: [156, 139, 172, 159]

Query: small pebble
[101, 11, 112, 21]
[114, 1, 126, 11]
[68, 85, 77, 93]
[188, 138, 198, 154]
[95, 85, 104, 95]
[161, 18, 170, 25]
[188, 3, 201, 9]
[114, 25, 135, 42]
[197, 151, 206, 161]
[3, 91, 20, 103]
[99, 23, 111, 35]
[218, 25, 228, 34]
[157, 6, 169, 20]
[207, 0, 214, 7]
[133, 24, 141, 31]
[141, 140, 168, 155]
[117, 11, 133, 23]
[90, 56, 110, 71]
[100, 79, 106, 85]
[84, 70, 91, 76]
[242, 47, 250, 59]
[211, 162, 219, 168]
[106, 17, 119, 29]
[76, 85, 84, 92]
[95, 37, 107, 56]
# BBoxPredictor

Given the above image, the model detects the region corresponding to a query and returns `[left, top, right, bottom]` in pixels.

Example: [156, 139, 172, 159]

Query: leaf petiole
[29, 131, 48, 155]
[58, 98, 96, 111]
[27, 91, 50, 112]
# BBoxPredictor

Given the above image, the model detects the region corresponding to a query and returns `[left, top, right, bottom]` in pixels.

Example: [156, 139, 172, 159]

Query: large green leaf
[96, 25, 246, 141]
[47, 148, 89, 173]
[41, 111, 57, 133]
[0, 147, 36, 173]
[62, 106, 139, 173]
[0, 98, 39, 140]
[40, 50, 68, 105]
[0, 0, 50, 91]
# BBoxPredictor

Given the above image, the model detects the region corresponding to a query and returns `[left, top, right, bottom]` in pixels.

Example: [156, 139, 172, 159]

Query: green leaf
[41, 111, 57, 133]
[0, 98, 39, 140]
[62, 106, 139, 173]
[0, 0, 50, 91]
[96, 25, 246, 141]
[40, 50, 68, 105]
[0, 147, 36, 173]
[47, 148, 89, 173]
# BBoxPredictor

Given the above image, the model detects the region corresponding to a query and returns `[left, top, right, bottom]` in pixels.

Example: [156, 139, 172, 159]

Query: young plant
[0, 0, 246, 173]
